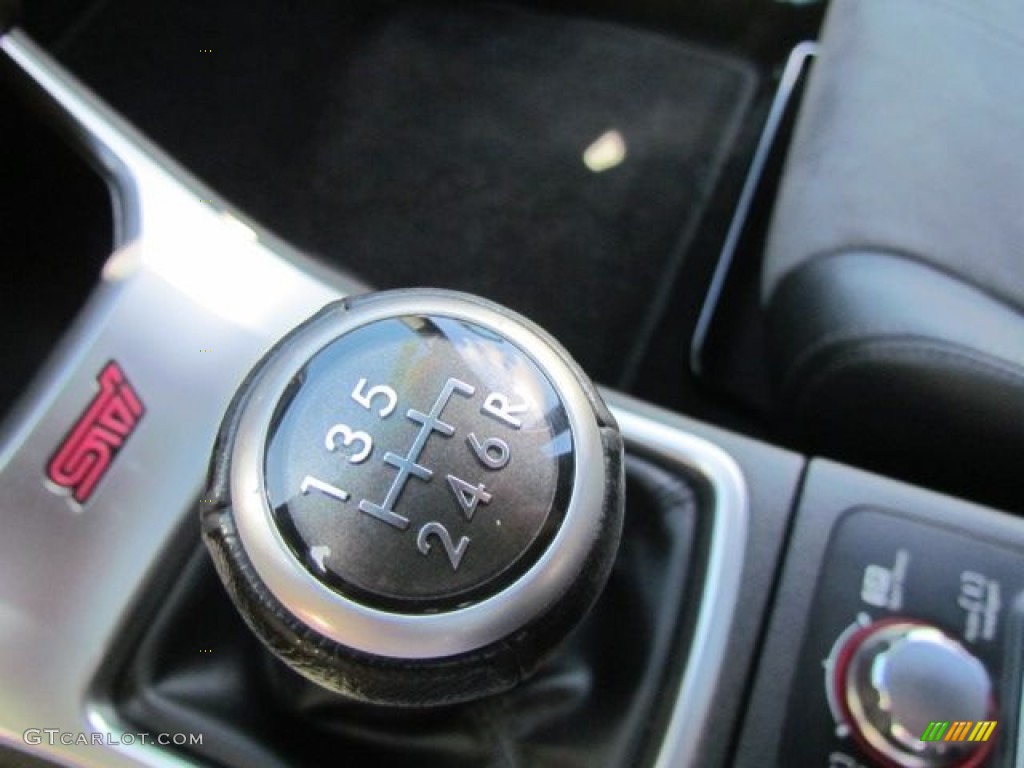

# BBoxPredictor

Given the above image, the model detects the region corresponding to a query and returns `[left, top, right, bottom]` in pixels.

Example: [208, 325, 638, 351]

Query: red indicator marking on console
[46, 361, 145, 505]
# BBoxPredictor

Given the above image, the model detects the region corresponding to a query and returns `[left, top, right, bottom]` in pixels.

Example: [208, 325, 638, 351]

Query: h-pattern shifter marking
[358, 378, 475, 530]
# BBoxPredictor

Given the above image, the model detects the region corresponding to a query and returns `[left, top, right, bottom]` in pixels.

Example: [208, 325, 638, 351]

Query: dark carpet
[56, 1, 754, 387]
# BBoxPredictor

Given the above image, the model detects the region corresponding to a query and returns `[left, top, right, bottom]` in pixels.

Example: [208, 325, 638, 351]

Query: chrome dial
[836, 620, 996, 768]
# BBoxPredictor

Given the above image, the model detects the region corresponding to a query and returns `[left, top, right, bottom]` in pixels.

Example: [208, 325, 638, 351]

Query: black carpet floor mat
[56, 1, 755, 387]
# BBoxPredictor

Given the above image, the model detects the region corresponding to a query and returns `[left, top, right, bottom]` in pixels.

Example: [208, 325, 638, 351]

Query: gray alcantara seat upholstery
[762, 0, 1024, 511]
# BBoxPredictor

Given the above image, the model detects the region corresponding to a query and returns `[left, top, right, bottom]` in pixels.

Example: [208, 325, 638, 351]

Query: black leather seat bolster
[760, 0, 1024, 508]
[761, 0, 1024, 314]
[768, 251, 1024, 508]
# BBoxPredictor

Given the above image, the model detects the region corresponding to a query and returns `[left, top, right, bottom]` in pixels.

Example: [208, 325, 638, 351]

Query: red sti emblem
[47, 361, 145, 504]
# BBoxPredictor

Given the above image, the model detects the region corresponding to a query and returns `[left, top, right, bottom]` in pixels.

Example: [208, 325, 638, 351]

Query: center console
[0, 8, 1021, 768]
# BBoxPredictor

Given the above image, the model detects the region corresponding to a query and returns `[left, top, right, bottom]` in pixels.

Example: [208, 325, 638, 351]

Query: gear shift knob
[201, 289, 624, 707]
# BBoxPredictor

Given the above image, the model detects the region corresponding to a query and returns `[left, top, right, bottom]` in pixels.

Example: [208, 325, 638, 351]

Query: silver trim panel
[607, 398, 750, 768]
[0, 28, 364, 768]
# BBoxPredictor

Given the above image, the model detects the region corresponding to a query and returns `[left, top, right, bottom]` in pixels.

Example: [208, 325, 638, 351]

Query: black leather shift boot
[112, 455, 700, 768]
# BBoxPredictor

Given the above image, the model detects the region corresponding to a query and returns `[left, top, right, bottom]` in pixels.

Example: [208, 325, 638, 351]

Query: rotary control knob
[201, 289, 624, 707]
[834, 619, 997, 768]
